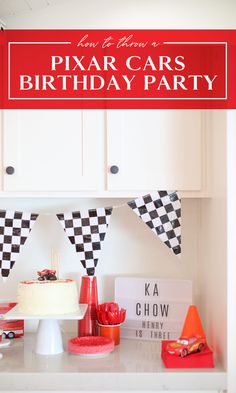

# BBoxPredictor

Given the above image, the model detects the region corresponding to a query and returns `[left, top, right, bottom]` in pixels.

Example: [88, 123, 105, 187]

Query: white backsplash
[0, 197, 199, 332]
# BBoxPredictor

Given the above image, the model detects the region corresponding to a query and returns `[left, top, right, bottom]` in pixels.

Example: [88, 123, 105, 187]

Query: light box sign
[115, 277, 192, 341]
[0, 29, 235, 109]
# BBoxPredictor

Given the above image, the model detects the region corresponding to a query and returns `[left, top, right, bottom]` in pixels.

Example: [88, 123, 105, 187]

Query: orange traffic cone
[181, 305, 205, 338]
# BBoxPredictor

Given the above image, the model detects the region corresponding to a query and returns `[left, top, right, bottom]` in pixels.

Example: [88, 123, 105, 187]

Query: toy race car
[37, 269, 57, 281]
[0, 303, 24, 339]
[166, 336, 206, 358]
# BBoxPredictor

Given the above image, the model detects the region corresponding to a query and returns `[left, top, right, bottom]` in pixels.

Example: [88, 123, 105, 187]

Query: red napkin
[96, 302, 126, 325]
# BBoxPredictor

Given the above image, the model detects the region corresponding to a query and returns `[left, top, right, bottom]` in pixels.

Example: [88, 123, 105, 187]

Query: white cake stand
[4, 304, 87, 356]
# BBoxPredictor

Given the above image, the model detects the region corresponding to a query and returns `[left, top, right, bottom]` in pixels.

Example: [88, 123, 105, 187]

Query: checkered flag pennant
[57, 207, 113, 276]
[0, 210, 39, 280]
[128, 191, 181, 256]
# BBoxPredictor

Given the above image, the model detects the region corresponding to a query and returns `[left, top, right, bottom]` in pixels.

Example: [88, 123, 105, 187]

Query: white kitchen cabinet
[2, 109, 204, 195]
[3, 110, 105, 192]
[107, 110, 202, 192]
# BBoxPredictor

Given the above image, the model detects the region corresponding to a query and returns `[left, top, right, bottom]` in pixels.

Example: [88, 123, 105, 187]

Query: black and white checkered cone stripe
[128, 191, 181, 256]
[57, 207, 113, 276]
[0, 210, 39, 279]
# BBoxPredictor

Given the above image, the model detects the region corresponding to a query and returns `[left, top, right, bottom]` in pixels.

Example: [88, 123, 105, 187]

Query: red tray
[68, 336, 114, 357]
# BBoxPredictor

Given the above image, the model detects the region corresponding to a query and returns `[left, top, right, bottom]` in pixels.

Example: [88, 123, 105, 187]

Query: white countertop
[0, 334, 226, 391]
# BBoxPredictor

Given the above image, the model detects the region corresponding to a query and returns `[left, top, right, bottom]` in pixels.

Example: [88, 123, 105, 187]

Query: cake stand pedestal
[36, 319, 63, 355]
[4, 304, 87, 356]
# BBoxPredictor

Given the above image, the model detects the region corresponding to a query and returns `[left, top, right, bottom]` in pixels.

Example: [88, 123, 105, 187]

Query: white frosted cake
[17, 279, 79, 315]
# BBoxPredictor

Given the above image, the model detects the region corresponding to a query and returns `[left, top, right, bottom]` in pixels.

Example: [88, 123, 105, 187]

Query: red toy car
[37, 269, 57, 281]
[0, 303, 24, 339]
[166, 336, 206, 358]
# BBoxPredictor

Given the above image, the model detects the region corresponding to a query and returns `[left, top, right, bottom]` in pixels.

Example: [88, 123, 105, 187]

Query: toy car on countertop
[0, 303, 24, 339]
[166, 336, 206, 358]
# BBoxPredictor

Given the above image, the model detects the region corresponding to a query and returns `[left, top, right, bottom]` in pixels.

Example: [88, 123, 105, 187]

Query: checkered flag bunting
[0, 210, 39, 280]
[57, 207, 113, 276]
[128, 191, 181, 256]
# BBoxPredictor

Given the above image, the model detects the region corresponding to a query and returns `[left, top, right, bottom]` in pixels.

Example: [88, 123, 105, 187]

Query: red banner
[0, 29, 235, 109]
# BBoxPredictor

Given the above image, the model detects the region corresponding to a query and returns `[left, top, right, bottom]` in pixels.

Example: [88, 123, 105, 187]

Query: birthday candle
[51, 249, 59, 278]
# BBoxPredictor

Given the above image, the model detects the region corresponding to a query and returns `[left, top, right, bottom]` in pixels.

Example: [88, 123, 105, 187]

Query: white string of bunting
[38, 201, 130, 215]
[0, 191, 181, 280]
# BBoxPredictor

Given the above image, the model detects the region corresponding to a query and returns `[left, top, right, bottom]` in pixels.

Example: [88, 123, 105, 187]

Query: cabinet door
[107, 110, 202, 191]
[3, 110, 104, 192]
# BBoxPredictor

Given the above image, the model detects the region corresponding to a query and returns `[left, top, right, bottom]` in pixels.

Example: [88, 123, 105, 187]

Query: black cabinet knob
[110, 165, 119, 174]
[6, 166, 15, 175]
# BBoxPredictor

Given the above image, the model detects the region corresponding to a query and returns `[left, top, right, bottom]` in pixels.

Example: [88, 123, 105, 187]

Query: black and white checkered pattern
[0, 210, 39, 279]
[57, 207, 113, 276]
[128, 191, 181, 256]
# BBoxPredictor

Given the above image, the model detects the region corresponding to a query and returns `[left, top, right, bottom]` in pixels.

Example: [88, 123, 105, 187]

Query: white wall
[2, 0, 236, 29]
[198, 112, 227, 368]
[0, 197, 199, 334]
[226, 111, 236, 393]
[0, 195, 199, 300]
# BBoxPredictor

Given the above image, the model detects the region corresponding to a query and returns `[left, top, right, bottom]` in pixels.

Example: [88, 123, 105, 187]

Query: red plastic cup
[98, 324, 120, 345]
[78, 276, 98, 337]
